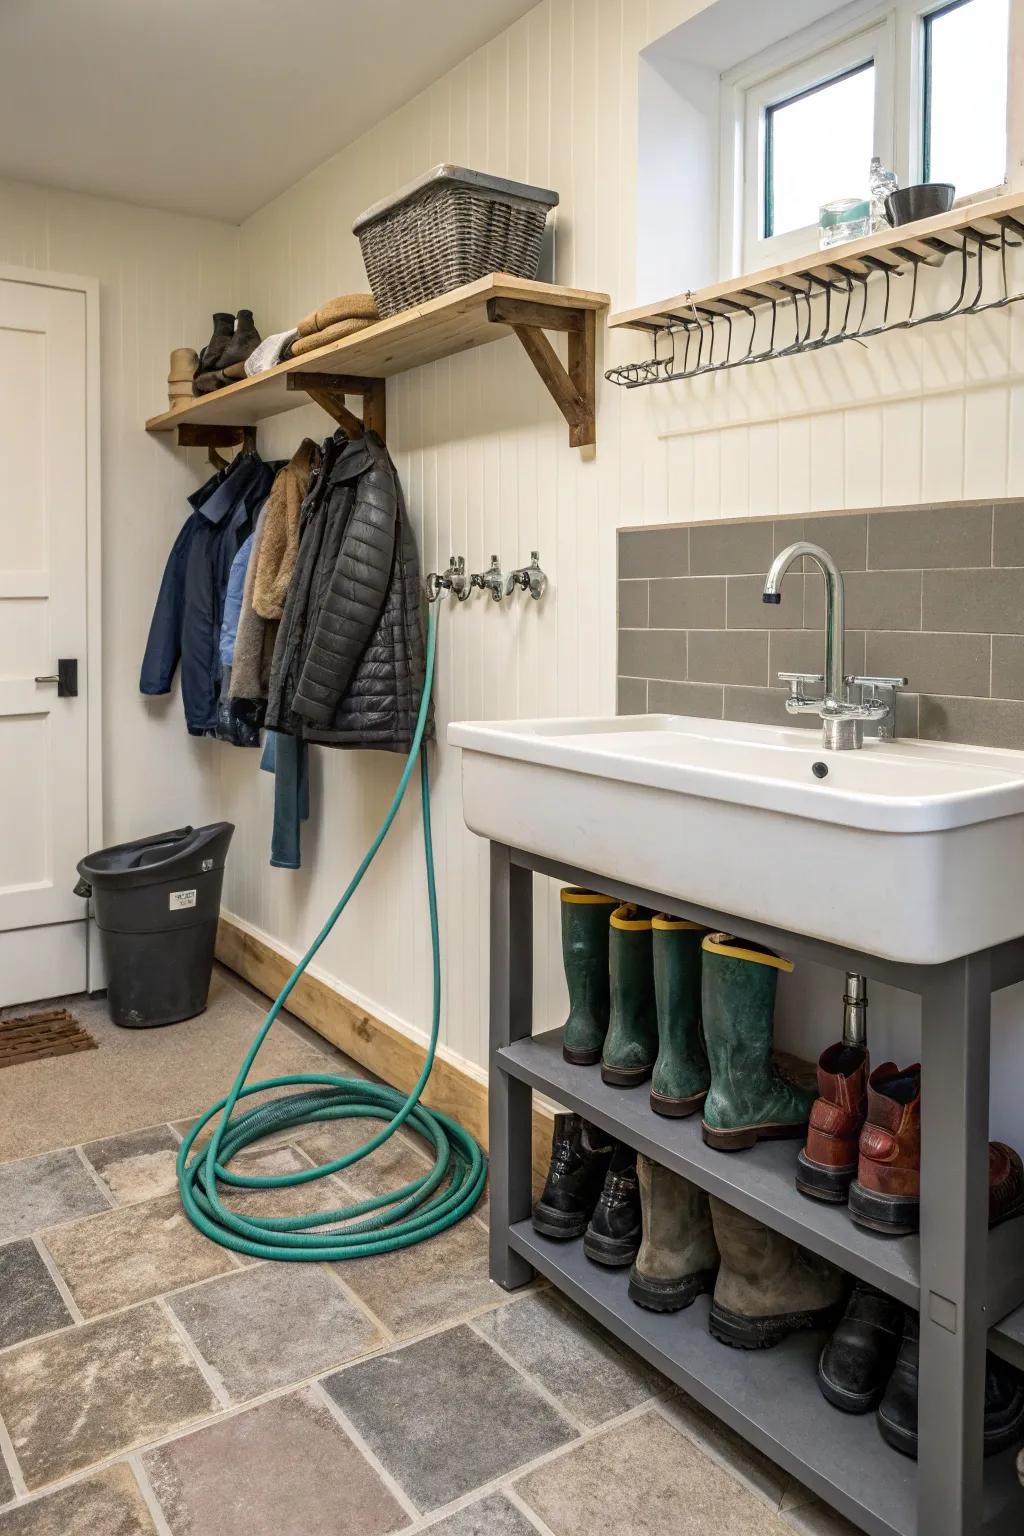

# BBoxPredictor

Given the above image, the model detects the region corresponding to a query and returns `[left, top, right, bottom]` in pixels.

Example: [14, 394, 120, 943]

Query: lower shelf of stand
[511, 1223, 1024, 1536]
[992, 1303, 1024, 1372]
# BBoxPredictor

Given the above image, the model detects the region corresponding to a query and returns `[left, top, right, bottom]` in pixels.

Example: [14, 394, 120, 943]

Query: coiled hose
[178, 602, 488, 1259]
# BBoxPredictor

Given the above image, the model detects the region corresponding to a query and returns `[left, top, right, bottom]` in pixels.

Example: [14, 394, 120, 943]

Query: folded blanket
[245, 328, 299, 377]
[296, 292, 378, 337]
[288, 316, 375, 357]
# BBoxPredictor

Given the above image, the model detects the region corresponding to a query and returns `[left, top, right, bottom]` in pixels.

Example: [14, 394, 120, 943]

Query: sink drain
[811, 761, 829, 780]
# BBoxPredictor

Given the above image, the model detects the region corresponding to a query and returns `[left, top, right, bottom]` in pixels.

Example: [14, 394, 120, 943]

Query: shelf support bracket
[286, 373, 386, 442]
[486, 298, 596, 449]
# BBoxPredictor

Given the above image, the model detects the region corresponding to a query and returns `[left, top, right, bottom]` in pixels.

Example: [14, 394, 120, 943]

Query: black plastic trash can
[76, 823, 234, 1027]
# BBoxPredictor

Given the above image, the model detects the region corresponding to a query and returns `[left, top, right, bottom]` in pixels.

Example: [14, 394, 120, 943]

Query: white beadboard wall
[0, 176, 241, 844]
[213, 0, 1024, 1148]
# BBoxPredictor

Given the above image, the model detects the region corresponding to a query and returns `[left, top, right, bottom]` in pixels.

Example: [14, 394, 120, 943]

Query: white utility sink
[448, 713, 1024, 964]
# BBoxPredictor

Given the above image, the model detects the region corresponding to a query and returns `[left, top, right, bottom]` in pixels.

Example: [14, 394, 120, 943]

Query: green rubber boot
[601, 905, 658, 1087]
[701, 933, 814, 1151]
[650, 915, 709, 1118]
[560, 888, 618, 1065]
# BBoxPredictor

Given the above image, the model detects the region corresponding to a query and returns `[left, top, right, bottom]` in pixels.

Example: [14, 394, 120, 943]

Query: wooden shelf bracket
[486, 297, 596, 448]
[286, 373, 386, 441]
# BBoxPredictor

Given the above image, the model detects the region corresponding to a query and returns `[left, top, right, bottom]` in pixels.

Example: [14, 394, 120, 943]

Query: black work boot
[818, 1282, 905, 1413]
[219, 309, 262, 370]
[532, 1114, 614, 1241]
[878, 1314, 1024, 1458]
[584, 1145, 641, 1267]
[195, 312, 234, 376]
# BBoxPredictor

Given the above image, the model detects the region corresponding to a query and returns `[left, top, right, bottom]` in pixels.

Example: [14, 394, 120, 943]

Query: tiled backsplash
[617, 503, 1024, 750]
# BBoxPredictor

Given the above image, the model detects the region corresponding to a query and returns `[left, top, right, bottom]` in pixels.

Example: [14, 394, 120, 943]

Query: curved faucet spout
[763, 541, 845, 706]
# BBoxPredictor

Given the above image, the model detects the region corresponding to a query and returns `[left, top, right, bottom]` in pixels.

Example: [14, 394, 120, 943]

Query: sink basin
[448, 713, 1024, 964]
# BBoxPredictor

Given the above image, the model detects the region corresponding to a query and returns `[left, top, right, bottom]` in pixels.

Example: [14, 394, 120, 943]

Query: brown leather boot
[708, 1197, 846, 1349]
[849, 1063, 920, 1234]
[796, 1043, 869, 1204]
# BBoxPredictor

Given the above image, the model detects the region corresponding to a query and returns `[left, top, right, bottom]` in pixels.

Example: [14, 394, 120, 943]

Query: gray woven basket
[353, 165, 559, 319]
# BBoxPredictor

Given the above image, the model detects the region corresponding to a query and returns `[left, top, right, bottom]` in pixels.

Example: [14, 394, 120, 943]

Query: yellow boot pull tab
[611, 903, 653, 931]
[701, 932, 794, 973]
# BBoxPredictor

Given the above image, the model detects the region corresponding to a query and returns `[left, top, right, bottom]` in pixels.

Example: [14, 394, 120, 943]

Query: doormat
[0, 1009, 98, 1069]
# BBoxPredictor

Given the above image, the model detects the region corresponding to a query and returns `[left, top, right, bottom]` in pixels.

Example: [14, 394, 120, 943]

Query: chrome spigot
[471, 555, 505, 602]
[763, 542, 907, 750]
[506, 551, 548, 600]
[425, 554, 472, 602]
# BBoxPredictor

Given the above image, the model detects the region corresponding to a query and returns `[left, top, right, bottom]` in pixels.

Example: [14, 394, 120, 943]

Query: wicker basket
[353, 164, 559, 319]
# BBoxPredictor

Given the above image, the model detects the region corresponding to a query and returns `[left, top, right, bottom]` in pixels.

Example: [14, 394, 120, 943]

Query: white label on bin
[170, 889, 197, 911]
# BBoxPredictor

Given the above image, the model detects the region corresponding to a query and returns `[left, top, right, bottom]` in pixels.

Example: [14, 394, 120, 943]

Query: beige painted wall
[0, 177, 240, 845]
[209, 0, 1024, 1152]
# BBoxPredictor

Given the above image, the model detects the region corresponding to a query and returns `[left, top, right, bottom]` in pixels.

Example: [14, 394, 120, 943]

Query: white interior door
[0, 277, 90, 1006]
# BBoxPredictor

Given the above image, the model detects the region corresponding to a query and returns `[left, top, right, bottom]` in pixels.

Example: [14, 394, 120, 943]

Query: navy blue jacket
[140, 454, 276, 735]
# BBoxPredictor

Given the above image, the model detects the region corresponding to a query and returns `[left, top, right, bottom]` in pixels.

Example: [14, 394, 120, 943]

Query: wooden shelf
[146, 274, 608, 449]
[610, 189, 1024, 332]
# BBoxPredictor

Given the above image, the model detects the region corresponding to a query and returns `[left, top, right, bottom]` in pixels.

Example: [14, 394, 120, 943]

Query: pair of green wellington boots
[559, 891, 708, 1112]
[559, 887, 813, 1149]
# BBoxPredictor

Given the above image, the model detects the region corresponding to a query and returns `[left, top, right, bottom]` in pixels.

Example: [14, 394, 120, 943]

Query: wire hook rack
[606, 212, 1024, 391]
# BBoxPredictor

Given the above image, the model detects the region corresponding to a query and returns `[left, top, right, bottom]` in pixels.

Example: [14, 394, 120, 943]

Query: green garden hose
[178, 602, 487, 1259]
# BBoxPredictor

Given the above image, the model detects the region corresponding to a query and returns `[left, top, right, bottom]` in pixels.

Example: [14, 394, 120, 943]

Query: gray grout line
[155, 1298, 231, 1409]
[72, 1144, 119, 1208]
[30, 1233, 85, 1324]
[465, 1318, 588, 1435]
[307, 1379, 423, 1523]
[0, 1406, 27, 1501]
[127, 1454, 175, 1536]
[318, 1261, 396, 1345]
[503, 1485, 561, 1536]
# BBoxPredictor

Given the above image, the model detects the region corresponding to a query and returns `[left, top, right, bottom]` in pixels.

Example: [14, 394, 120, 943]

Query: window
[923, 0, 1010, 195]
[724, 0, 1011, 273]
[764, 62, 876, 239]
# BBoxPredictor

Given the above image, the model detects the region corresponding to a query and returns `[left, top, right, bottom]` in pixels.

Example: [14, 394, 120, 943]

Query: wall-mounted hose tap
[426, 555, 472, 603]
[471, 555, 506, 602]
[506, 551, 548, 601]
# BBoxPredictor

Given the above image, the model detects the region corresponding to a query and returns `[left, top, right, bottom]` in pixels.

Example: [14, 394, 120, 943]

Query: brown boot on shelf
[708, 1196, 846, 1349]
[848, 1063, 921, 1235]
[795, 1042, 869, 1204]
[628, 1154, 719, 1312]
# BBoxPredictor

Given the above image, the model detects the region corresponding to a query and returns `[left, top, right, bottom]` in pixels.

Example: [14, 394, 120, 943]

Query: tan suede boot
[628, 1154, 719, 1312]
[708, 1196, 846, 1349]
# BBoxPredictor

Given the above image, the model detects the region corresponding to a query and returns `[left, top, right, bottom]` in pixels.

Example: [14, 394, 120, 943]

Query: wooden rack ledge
[609, 189, 1024, 332]
[145, 274, 608, 451]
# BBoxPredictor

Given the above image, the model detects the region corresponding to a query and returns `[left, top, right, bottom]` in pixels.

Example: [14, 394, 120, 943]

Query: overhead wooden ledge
[144, 274, 607, 451]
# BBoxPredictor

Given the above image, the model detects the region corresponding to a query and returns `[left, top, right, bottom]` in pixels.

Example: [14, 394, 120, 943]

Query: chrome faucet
[762, 541, 907, 750]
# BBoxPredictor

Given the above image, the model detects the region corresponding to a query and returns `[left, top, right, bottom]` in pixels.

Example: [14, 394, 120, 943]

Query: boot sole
[709, 1299, 843, 1351]
[601, 1063, 654, 1087]
[583, 1231, 641, 1268]
[650, 1089, 707, 1118]
[628, 1266, 716, 1313]
[848, 1183, 919, 1236]
[562, 1045, 602, 1066]
[877, 1408, 919, 1460]
[795, 1152, 857, 1204]
[702, 1120, 809, 1153]
[531, 1205, 589, 1242]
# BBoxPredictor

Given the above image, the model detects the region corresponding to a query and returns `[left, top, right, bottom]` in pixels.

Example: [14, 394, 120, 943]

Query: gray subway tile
[723, 687, 818, 730]
[893, 691, 920, 739]
[688, 630, 768, 687]
[727, 574, 804, 630]
[690, 518, 774, 576]
[802, 513, 867, 571]
[770, 630, 865, 681]
[647, 680, 724, 719]
[774, 518, 804, 555]
[922, 569, 1024, 634]
[806, 570, 922, 631]
[649, 577, 726, 630]
[919, 695, 1024, 749]
[869, 503, 993, 570]
[993, 502, 1024, 566]
[618, 630, 687, 682]
[992, 635, 1024, 700]
[617, 677, 648, 714]
[619, 527, 688, 579]
[865, 631, 991, 698]
[617, 580, 648, 628]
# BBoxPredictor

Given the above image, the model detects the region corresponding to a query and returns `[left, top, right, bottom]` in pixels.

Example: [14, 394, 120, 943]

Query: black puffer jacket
[266, 431, 428, 752]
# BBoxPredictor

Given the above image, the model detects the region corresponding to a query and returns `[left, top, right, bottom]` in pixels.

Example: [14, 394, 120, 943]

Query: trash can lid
[77, 823, 234, 887]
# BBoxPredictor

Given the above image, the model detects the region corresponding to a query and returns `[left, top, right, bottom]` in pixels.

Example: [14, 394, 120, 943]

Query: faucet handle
[777, 671, 825, 714]
[846, 675, 909, 740]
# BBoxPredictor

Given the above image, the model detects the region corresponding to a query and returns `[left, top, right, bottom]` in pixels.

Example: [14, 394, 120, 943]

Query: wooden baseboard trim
[216, 914, 554, 1190]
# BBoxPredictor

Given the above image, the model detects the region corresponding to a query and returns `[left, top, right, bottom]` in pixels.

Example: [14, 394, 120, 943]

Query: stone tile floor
[0, 974, 859, 1535]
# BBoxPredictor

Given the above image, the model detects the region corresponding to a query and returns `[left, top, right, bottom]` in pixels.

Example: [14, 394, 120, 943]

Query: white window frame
[719, 0, 1011, 277]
